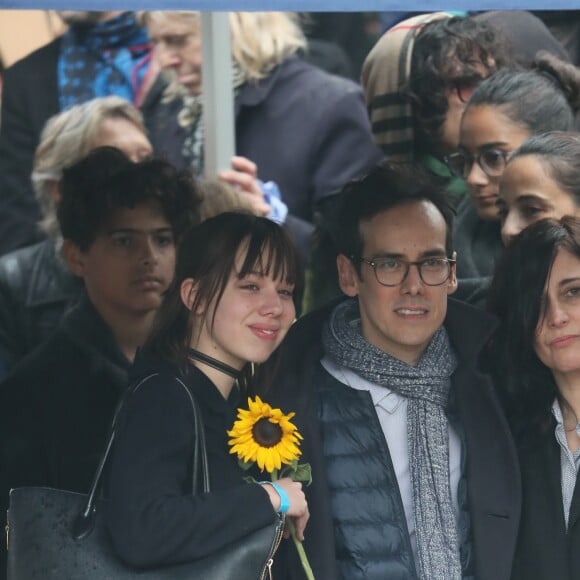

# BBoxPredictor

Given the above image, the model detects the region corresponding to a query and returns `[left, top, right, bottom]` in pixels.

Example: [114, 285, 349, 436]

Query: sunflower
[228, 396, 303, 473]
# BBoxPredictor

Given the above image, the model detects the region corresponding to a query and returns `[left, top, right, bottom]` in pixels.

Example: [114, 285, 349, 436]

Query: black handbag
[6, 374, 285, 579]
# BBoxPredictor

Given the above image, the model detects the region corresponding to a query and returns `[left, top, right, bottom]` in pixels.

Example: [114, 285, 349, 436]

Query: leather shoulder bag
[6, 374, 285, 579]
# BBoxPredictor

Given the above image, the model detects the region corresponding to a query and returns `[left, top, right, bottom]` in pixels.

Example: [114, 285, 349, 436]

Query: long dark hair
[466, 51, 580, 135]
[143, 212, 301, 376]
[487, 216, 580, 441]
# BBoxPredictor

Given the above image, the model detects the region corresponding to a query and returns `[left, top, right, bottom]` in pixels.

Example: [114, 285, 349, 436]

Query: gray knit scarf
[322, 299, 462, 580]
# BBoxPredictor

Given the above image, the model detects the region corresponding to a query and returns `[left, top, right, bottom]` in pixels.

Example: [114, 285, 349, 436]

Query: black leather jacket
[0, 239, 82, 375]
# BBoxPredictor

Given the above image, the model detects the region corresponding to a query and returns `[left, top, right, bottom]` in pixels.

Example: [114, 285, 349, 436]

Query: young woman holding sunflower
[104, 212, 309, 570]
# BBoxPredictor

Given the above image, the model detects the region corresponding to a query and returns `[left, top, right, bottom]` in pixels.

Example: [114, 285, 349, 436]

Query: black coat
[0, 293, 129, 492]
[453, 196, 503, 307]
[105, 358, 277, 568]
[259, 298, 521, 580]
[0, 39, 60, 255]
[0, 239, 82, 375]
[511, 420, 580, 580]
[0, 294, 130, 579]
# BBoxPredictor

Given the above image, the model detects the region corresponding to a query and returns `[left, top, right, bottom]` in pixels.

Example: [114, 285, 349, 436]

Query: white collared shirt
[551, 399, 580, 528]
[321, 355, 462, 564]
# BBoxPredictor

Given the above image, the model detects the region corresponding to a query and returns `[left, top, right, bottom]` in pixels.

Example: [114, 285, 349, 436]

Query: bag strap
[73, 372, 209, 540]
[175, 377, 210, 494]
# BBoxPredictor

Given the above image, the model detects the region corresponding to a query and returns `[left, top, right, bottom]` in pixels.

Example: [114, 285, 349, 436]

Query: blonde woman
[142, 11, 382, 261]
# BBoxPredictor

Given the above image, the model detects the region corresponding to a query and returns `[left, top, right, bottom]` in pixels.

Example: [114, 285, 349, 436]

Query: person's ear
[180, 278, 205, 314]
[447, 251, 458, 295]
[61, 239, 85, 278]
[337, 254, 359, 297]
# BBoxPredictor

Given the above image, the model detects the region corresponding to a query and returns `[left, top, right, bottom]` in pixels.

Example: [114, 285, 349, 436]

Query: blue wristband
[260, 481, 290, 513]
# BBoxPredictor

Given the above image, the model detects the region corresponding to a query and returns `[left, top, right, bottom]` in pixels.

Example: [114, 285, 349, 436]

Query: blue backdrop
[0, 0, 578, 10]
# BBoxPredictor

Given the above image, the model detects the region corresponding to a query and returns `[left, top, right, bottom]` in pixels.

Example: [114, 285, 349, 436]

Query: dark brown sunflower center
[252, 418, 283, 448]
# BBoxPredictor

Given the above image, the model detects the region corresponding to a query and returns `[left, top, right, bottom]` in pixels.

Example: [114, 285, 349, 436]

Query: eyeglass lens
[447, 149, 508, 179]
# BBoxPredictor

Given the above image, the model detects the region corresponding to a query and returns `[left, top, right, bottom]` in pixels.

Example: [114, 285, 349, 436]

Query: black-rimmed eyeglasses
[358, 257, 456, 287]
[444, 148, 511, 180]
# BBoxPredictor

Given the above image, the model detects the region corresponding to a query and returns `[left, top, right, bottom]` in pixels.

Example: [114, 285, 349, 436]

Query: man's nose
[400, 263, 424, 295]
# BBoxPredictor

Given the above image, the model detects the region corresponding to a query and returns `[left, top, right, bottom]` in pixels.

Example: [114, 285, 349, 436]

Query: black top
[512, 417, 580, 580]
[0, 294, 130, 580]
[0, 39, 60, 255]
[105, 360, 276, 569]
[452, 196, 502, 307]
[0, 239, 83, 375]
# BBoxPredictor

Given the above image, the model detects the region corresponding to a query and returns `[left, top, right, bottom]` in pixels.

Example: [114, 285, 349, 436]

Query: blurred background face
[459, 104, 531, 222]
[499, 155, 579, 246]
[92, 117, 153, 163]
[147, 15, 202, 95]
[48, 117, 152, 205]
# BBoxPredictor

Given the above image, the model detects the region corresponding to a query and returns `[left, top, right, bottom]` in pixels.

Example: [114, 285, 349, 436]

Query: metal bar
[200, 11, 235, 179]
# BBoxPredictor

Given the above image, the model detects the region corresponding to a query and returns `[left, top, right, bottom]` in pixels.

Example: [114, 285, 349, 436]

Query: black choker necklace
[188, 349, 242, 380]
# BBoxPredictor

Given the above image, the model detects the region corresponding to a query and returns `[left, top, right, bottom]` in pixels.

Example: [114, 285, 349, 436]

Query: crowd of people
[1, 8, 580, 580]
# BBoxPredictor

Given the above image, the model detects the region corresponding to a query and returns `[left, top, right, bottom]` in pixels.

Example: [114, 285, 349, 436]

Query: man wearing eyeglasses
[262, 162, 520, 580]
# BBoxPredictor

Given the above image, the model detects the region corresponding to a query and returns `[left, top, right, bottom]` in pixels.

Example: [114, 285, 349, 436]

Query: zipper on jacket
[363, 390, 419, 580]
[260, 513, 286, 580]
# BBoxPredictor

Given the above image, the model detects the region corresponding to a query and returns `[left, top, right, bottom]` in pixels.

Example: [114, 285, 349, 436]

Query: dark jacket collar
[60, 292, 130, 384]
[234, 57, 298, 114]
[444, 297, 497, 364]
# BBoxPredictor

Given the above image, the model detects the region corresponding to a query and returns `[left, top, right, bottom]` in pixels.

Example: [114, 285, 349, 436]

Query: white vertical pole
[200, 11, 235, 179]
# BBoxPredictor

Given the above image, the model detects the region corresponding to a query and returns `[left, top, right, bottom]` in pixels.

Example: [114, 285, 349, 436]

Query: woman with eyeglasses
[487, 217, 580, 579]
[446, 51, 580, 305]
[498, 131, 580, 246]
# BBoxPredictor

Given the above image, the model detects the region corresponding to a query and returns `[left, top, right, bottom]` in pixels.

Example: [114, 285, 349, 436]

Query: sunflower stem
[288, 519, 315, 580]
[271, 473, 314, 578]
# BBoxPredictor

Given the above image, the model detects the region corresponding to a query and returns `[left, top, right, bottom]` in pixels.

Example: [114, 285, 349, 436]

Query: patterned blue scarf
[58, 12, 151, 110]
